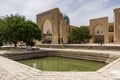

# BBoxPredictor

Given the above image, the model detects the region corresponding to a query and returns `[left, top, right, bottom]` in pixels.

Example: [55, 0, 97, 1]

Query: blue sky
[0, 0, 120, 26]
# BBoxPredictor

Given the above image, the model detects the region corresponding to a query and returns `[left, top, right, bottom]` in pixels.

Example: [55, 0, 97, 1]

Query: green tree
[0, 14, 25, 47]
[17, 20, 42, 47]
[0, 14, 42, 47]
[69, 28, 79, 40]
[70, 26, 92, 43]
[79, 26, 92, 40]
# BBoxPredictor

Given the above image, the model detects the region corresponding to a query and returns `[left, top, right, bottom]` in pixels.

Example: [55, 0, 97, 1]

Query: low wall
[36, 44, 120, 51]
[0, 50, 48, 60]
[0, 50, 118, 63]
[46, 50, 109, 62]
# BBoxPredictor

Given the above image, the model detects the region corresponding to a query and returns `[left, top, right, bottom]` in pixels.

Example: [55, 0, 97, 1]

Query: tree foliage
[70, 26, 92, 43]
[0, 14, 42, 47]
[0, 14, 25, 47]
[17, 20, 42, 46]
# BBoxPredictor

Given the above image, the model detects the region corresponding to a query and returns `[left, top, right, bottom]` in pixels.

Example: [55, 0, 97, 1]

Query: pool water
[18, 57, 107, 71]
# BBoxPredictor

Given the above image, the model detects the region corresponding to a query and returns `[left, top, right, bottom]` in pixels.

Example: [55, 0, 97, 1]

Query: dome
[62, 14, 70, 24]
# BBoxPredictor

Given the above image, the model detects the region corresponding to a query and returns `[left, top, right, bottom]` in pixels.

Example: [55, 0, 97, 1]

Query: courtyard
[0, 0, 120, 80]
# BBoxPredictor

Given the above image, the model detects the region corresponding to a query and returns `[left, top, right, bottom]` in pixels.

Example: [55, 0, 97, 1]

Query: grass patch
[0, 47, 21, 50]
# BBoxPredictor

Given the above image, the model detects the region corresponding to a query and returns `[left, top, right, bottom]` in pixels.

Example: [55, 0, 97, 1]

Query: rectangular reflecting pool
[18, 57, 107, 71]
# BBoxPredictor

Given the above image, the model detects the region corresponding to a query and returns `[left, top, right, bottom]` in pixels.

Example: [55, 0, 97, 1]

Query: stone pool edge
[0, 48, 120, 80]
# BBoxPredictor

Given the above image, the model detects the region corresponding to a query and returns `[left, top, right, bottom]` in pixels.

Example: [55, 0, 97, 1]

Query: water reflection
[32, 63, 36, 68]
[19, 57, 107, 71]
[41, 60, 74, 71]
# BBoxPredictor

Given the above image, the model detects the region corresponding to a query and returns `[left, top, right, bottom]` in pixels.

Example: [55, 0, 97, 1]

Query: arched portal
[94, 24, 105, 43]
[42, 19, 52, 43]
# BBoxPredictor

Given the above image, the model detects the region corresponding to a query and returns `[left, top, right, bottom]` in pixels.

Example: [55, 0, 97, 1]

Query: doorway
[94, 35, 104, 43]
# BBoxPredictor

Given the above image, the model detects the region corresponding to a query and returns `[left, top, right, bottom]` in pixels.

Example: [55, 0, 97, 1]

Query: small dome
[62, 14, 70, 24]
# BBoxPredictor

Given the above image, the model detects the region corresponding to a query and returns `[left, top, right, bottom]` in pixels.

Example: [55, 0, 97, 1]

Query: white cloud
[0, 0, 120, 26]
[66, 0, 120, 26]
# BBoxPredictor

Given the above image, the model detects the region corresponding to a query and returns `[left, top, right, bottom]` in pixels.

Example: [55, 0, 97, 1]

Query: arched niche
[42, 19, 52, 43]
[109, 25, 114, 32]
[43, 19, 52, 34]
[94, 24, 105, 43]
[94, 24, 104, 35]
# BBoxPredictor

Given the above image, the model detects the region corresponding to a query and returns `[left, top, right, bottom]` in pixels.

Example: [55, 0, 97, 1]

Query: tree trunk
[14, 42, 17, 47]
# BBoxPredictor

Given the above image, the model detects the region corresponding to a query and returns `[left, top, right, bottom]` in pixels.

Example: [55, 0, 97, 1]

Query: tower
[114, 8, 120, 43]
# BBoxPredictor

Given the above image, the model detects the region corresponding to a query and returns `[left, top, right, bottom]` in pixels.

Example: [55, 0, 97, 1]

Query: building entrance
[94, 35, 104, 43]
[43, 34, 52, 44]
[42, 19, 52, 44]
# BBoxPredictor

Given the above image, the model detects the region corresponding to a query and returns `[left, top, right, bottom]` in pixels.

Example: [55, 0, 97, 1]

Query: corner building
[89, 8, 120, 43]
